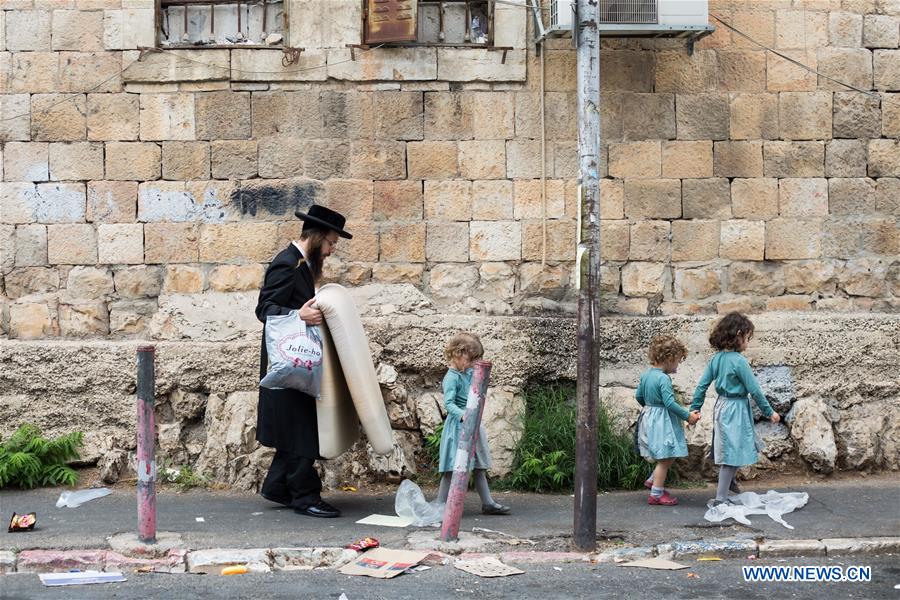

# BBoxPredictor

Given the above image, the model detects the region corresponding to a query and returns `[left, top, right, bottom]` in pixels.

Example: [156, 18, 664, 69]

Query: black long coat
[255, 243, 320, 458]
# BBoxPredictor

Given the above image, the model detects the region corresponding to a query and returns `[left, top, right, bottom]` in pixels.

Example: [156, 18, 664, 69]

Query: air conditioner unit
[537, 0, 713, 44]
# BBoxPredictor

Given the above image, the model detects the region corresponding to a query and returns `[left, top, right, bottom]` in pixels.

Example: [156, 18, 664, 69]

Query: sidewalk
[1, 474, 898, 572]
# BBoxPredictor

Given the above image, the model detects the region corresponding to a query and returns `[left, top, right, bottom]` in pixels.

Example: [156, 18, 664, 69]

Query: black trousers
[261, 449, 322, 509]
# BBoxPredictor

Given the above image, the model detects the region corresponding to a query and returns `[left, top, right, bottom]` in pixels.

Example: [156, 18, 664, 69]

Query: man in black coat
[255, 204, 352, 518]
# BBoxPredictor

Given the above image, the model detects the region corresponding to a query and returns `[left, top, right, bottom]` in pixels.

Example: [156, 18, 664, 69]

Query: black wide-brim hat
[294, 204, 353, 239]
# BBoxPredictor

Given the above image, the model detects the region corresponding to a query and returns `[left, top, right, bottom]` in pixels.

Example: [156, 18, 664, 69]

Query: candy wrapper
[346, 537, 379, 551]
[8, 512, 36, 532]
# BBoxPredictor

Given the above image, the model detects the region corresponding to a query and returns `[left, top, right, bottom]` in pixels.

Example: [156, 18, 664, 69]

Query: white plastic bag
[56, 488, 111, 508]
[395, 479, 445, 527]
[260, 310, 323, 396]
[704, 490, 809, 529]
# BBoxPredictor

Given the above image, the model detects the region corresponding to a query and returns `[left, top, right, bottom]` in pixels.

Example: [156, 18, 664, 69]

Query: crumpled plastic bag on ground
[704, 490, 809, 529]
[56, 488, 111, 508]
[395, 479, 445, 527]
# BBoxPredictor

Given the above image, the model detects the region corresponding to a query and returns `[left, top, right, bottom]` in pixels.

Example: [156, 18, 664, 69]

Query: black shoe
[481, 503, 511, 515]
[295, 500, 341, 518]
[261, 491, 291, 506]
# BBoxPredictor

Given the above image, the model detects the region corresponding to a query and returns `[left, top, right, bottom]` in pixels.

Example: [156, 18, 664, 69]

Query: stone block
[348, 141, 406, 180]
[833, 92, 882, 139]
[48, 223, 97, 264]
[764, 141, 824, 177]
[161, 142, 209, 181]
[779, 92, 832, 140]
[875, 49, 900, 90]
[717, 51, 767, 93]
[31, 94, 86, 141]
[627, 220, 669, 262]
[97, 223, 143, 264]
[671, 220, 719, 262]
[600, 220, 629, 261]
[515, 91, 575, 140]
[230, 48, 327, 83]
[208, 140, 258, 180]
[623, 179, 681, 219]
[840, 258, 890, 297]
[58, 300, 109, 336]
[7, 52, 58, 95]
[328, 47, 437, 82]
[5, 10, 51, 51]
[436, 48, 526, 83]
[336, 221, 378, 262]
[674, 268, 721, 300]
[373, 180, 423, 220]
[3, 142, 49, 181]
[48, 142, 104, 181]
[105, 142, 161, 181]
[207, 264, 264, 293]
[407, 141, 458, 179]
[373, 92, 423, 141]
[767, 50, 818, 92]
[163, 265, 203, 294]
[730, 93, 779, 140]
[57, 52, 122, 94]
[425, 222, 468, 262]
[198, 223, 280, 263]
[109, 299, 157, 335]
[868, 139, 900, 176]
[51, 9, 103, 51]
[122, 48, 228, 80]
[144, 223, 199, 263]
[683, 178, 731, 220]
[424, 180, 471, 221]
[714, 141, 764, 178]
[860, 217, 899, 255]
[829, 178, 877, 214]
[675, 94, 730, 140]
[14, 225, 48, 267]
[66, 265, 115, 299]
[429, 263, 478, 299]
[864, 14, 900, 48]
[600, 179, 625, 220]
[608, 141, 661, 179]
[522, 220, 576, 261]
[622, 93, 676, 140]
[322, 180, 373, 221]
[86, 181, 136, 223]
[469, 221, 520, 261]
[884, 93, 900, 137]
[379, 222, 425, 263]
[716, 297, 754, 314]
[732, 9, 775, 49]
[766, 219, 823, 259]
[822, 219, 862, 258]
[720, 220, 766, 261]
[139, 94, 195, 141]
[195, 91, 250, 140]
[513, 179, 565, 220]
[113, 265, 163, 298]
[1, 95, 32, 142]
[817, 48, 873, 91]
[458, 140, 505, 180]
[654, 50, 717, 93]
[661, 141, 713, 178]
[5, 267, 60, 298]
[35, 182, 89, 223]
[784, 261, 837, 295]
[829, 11, 863, 47]
[251, 91, 323, 139]
[775, 9, 828, 50]
[876, 178, 900, 215]
[371, 263, 423, 285]
[622, 262, 668, 297]
[505, 139, 551, 179]
[472, 180, 513, 220]
[9, 303, 53, 339]
[728, 262, 785, 296]
[519, 262, 569, 295]
[826, 139, 868, 177]
[731, 178, 779, 220]
[779, 178, 828, 217]
[86, 93, 139, 141]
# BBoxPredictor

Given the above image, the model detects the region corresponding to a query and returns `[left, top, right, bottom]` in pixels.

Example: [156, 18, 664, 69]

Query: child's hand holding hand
[688, 410, 701, 425]
[770, 412, 781, 423]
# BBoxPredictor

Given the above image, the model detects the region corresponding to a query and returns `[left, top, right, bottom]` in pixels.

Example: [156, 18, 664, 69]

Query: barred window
[157, 0, 285, 47]
[365, 0, 495, 46]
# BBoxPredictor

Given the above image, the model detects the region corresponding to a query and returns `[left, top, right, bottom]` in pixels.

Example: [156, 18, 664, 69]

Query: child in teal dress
[690, 312, 781, 506]
[435, 332, 510, 515]
[635, 335, 700, 506]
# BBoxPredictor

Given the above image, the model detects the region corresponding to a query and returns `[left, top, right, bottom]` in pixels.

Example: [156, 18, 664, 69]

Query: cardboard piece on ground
[339, 548, 430, 579]
[39, 571, 127, 586]
[355, 514, 413, 527]
[454, 557, 525, 578]
[618, 557, 689, 570]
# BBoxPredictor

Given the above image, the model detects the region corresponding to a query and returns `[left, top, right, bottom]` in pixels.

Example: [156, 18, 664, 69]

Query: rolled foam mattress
[314, 283, 393, 457]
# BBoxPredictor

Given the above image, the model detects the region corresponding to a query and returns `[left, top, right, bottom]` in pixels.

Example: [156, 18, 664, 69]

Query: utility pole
[573, 0, 601, 552]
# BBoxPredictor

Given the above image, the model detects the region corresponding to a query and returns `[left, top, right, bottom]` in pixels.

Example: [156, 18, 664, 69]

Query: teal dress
[691, 352, 774, 467]
[635, 368, 691, 460]
[438, 368, 492, 473]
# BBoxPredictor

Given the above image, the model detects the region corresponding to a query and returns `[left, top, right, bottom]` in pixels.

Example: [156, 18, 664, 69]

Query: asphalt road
[2, 556, 898, 600]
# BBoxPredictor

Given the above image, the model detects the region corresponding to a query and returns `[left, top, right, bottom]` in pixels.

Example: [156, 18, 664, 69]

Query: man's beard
[307, 243, 324, 281]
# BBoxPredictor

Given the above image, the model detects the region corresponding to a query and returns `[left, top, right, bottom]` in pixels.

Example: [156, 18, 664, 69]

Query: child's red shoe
[648, 491, 678, 506]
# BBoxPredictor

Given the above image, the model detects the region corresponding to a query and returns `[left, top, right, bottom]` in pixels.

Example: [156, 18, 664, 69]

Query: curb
[1, 537, 898, 575]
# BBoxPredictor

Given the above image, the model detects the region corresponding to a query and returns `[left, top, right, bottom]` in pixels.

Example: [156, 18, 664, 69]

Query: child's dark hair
[648, 334, 687, 365]
[444, 332, 484, 363]
[709, 312, 755, 351]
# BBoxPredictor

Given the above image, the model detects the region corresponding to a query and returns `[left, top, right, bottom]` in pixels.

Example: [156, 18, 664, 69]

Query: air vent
[600, 0, 658, 24]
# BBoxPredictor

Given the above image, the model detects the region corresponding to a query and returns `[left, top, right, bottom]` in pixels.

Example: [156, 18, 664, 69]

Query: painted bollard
[136, 345, 157, 544]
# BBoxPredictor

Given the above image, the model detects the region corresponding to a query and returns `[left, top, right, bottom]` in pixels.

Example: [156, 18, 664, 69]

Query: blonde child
[635, 335, 700, 506]
[690, 312, 781, 506]
[435, 332, 510, 515]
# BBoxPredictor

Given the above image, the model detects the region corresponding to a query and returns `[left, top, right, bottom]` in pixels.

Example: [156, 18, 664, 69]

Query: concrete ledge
[823, 537, 900, 555]
[656, 539, 758, 559]
[186, 548, 270, 573]
[758, 539, 826, 557]
[0, 551, 16, 574]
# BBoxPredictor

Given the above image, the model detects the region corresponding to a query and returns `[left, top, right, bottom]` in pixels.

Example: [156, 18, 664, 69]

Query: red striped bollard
[136, 345, 157, 544]
[440, 360, 492, 543]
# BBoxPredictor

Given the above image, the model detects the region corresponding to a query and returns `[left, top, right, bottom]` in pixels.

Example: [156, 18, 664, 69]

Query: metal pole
[440, 360, 492, 542]
[574, 0, 601, 552]
[136, 345, 157, 545]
